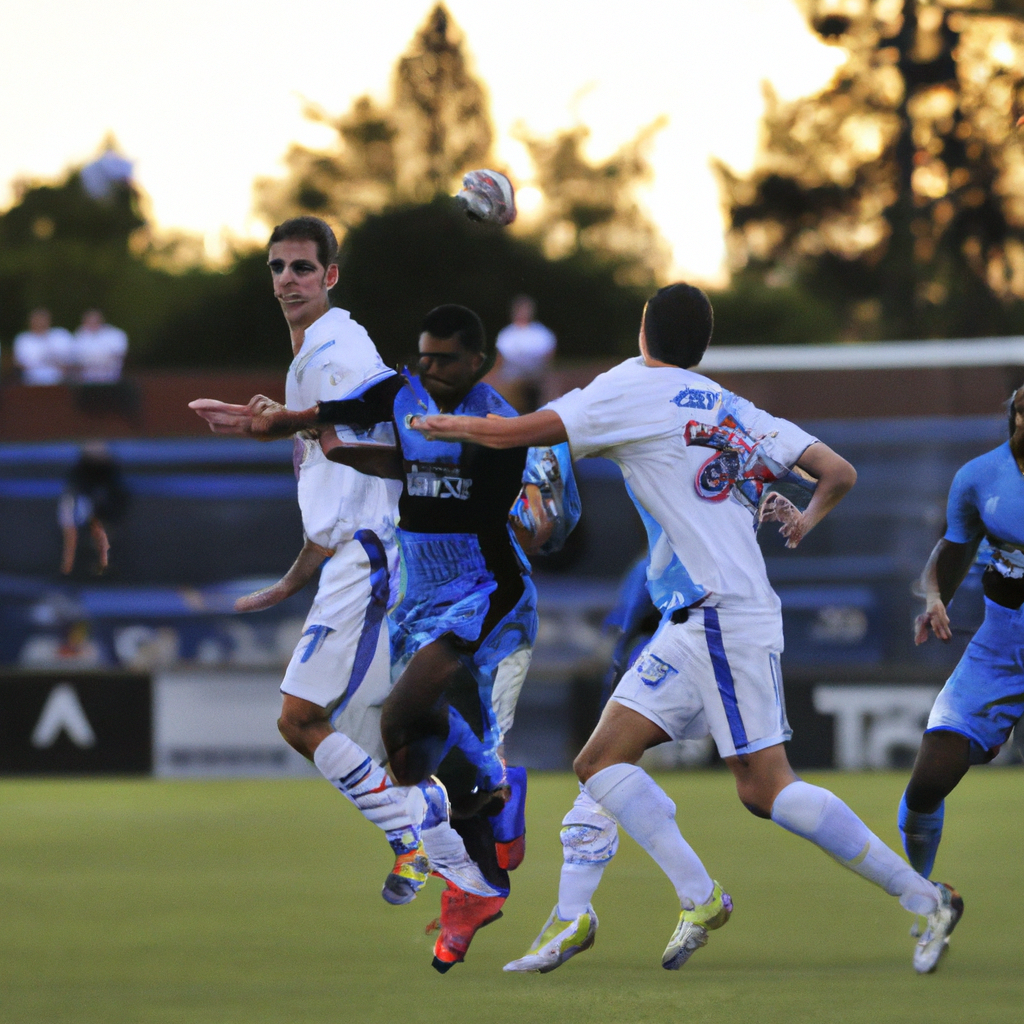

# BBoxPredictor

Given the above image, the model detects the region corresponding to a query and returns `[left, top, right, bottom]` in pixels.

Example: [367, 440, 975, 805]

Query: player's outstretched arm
[760, 442, 857, 549]
[320, 427, 403, 479]
[414, 408, 568, 449]
[913, 537, 978, 644]
[189, 395, 318, 439]
[234, 538, 334, 613]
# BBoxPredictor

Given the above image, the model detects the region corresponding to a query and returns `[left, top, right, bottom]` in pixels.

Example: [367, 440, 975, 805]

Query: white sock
[557, 789, 619, 918]
[771, 781, 938, 915]
[422, 821, 504, 898]
[313, 732, 426, 851]
[585, 764, 714, 909]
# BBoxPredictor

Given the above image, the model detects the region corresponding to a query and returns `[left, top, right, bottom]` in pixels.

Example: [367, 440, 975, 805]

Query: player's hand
[411, 414, 457, 440]
[759, 492, 807, 549]
[914, 600, 952, 644]
[189, 398, 253, 434]
[189, 396, 315, 439]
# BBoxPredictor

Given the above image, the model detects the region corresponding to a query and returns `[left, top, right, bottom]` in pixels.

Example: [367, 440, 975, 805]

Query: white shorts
[611, 605, 790, 759]
[281, 532, 396, 763]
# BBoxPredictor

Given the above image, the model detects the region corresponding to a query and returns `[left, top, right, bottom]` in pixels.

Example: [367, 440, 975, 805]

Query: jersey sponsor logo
[635, 651, 678, 688]
[299, 624, 335, 663]
[684, 416, 792, 512]
[406, 464, 472, 500]
[671, 387, 719, 411]
[695, 452, 740, 502]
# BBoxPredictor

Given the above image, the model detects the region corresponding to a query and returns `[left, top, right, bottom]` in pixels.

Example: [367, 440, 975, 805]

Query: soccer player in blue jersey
[897, 384, 1024, 970]
[192, 302, 578, 970]
[414, 283, 956, 976]
[312, 303, 578, 971]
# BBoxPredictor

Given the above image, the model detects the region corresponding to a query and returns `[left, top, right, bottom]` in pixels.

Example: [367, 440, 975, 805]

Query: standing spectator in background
[13, 309, 73, 385]
[71, 310, 128, 383]
[495, 295, 556, 412]
[59, 442, 129, 575]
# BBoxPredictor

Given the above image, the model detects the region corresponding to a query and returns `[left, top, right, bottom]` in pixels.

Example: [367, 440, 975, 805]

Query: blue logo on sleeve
[635, 652, 678, 688]
[671, 387, 718, 411]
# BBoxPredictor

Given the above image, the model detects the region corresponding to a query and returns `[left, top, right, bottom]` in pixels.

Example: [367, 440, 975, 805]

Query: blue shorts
[390, 530, 537, 673]
[390, 530, 538, 791]
[927, 597, 1024, 754]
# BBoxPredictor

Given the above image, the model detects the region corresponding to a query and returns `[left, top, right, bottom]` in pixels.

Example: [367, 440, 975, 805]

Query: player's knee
[572, 750, 599, 784]
[735, 779, 773, 819]
[277, 701, 325, 753]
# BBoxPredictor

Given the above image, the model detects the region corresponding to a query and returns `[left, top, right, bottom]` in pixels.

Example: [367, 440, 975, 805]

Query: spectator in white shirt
[495, 295, 556, 412]
[72, 309, 128, 383]
[13, 309, 73, 385]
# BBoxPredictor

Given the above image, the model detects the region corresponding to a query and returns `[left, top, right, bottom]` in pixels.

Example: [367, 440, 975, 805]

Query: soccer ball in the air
[455, 169, 516, 226]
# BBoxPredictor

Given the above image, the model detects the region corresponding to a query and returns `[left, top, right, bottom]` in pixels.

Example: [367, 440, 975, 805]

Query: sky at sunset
[0, 0, 844, 281]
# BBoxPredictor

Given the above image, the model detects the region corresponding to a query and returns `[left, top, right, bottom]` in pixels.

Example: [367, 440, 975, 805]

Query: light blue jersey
[928, 441, 1024, 754]
[944, 441, 1024, 577]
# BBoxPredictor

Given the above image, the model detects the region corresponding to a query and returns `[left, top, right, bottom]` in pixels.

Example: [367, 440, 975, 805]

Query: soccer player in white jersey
[191, 217, 441, 904]
[414, 283, 960, 974]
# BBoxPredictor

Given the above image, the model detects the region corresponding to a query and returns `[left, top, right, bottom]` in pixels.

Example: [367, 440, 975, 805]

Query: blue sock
[898, 791, 944, 879]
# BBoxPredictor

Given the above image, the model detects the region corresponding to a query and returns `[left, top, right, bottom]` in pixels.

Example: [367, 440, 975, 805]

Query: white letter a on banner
[32, 684, 97, 749]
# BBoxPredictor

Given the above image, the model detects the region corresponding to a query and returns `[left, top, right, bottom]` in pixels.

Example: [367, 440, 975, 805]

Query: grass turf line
[0, 770, 1021, 1024]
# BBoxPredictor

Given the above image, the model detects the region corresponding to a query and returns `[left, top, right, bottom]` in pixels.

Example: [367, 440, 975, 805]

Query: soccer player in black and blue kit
[898, 384, 1024, 972]
[316, 303, 578, 971]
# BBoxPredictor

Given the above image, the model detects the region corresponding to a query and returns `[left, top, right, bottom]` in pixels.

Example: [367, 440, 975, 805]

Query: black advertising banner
[0, 672, 151, 774]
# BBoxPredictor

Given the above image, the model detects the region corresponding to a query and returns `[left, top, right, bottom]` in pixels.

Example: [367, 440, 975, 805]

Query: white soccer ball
[455, 169, 517, 226]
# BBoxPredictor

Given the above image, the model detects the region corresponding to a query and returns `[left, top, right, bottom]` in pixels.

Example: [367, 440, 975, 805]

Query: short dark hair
[421, 304, 486, 352]
[643, 283, 714, 368]
[1008, 384, 1022, 439]
[421, 304, 493, 379]
[268, 216, 339, 269]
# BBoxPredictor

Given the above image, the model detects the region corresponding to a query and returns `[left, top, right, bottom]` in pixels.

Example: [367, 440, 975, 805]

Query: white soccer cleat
[503, 905, 597, 974]
[913, 882, 963, 974]
[455, 169, 516, 226]
[662, 881, 733, 970]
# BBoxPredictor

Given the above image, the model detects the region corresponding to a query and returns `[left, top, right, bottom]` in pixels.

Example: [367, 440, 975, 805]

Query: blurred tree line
[4, 1, 1024, 368]
[715, 0, 1024, 343]
[0, 6, 661, 371]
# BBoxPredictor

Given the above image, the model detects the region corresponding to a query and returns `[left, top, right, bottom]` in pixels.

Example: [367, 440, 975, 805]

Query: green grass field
[2, 770, 1021, 1024]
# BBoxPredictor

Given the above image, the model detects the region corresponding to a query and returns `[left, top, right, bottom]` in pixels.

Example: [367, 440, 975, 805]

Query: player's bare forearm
[320, 427, 403, 479]
[189, 396, 318, 440]
[913, 537, 977, 644]
[792, 442, 857, 541]
[414, 409, 568, 449]
[235, 538, 333, 613]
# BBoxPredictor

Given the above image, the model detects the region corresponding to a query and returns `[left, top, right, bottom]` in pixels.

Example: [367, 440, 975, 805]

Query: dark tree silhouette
[716, 0, 1024, 342]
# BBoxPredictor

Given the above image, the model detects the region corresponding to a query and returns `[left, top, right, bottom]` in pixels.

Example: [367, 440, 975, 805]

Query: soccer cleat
[912, 882, 964, 974]
[662, 881, 733, 970]
[503, 905, 598, 974]
[455, 169, 517, 226]
[429, 880, 506, 973]
[381, 842, 431, 906]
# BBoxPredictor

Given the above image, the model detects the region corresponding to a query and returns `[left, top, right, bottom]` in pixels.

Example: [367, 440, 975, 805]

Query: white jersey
[14, 328, 74, 385]
[547, 357, 817, 616]
[285, 307, 401, 551]
[71, 324, 128, 382]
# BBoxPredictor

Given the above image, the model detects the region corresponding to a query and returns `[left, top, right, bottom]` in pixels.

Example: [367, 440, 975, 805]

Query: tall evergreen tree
[717, 0, 1024, 341]
[256, 4, 492, 233]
